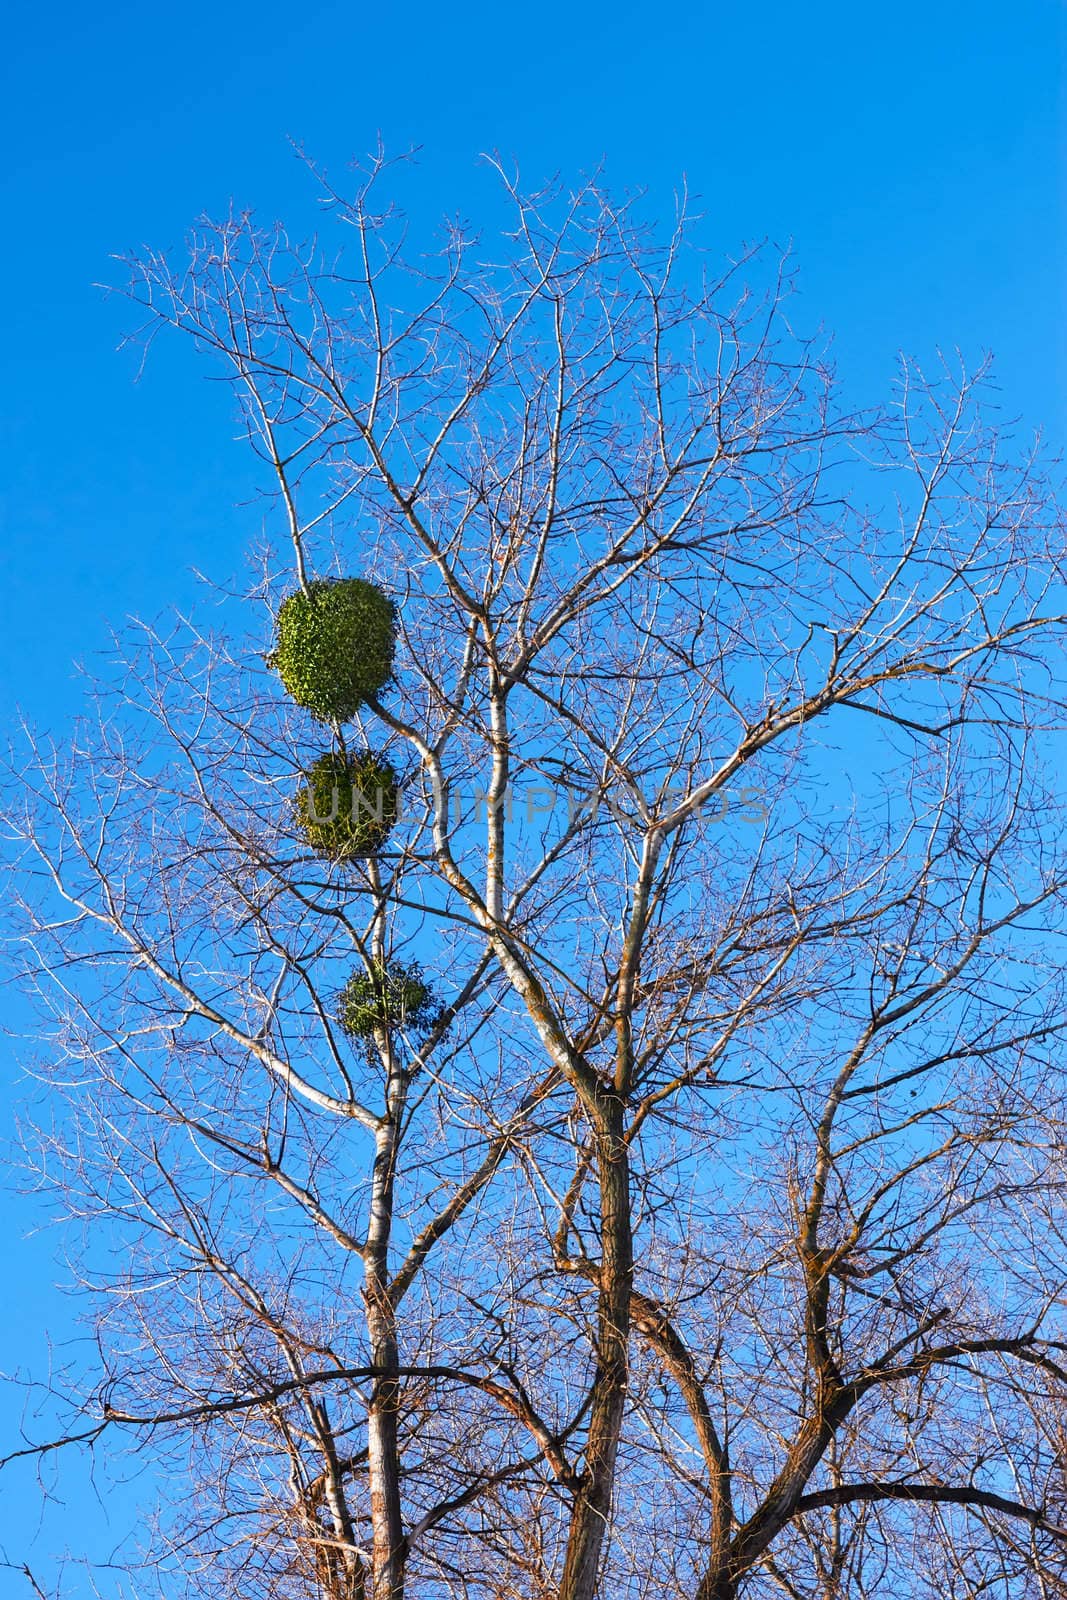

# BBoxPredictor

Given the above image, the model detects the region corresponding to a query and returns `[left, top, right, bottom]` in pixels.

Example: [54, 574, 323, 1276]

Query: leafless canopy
[6, 155, 1067, 1600]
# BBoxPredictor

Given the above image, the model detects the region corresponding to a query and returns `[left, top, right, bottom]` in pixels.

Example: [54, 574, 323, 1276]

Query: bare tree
[5, 155, 1067, 1600]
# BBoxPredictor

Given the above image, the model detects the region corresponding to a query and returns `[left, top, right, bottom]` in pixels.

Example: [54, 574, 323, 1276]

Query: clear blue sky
[1, 1, 1063, 1592]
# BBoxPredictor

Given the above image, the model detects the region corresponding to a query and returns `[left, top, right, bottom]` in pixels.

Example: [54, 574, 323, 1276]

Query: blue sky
[0, 0, 1063, 1592]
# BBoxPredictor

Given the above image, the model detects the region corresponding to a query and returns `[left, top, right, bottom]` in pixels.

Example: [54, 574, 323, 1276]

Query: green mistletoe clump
[337, 961, 440, 1041]
[294, 750, 399, 860]
[273, 578, 396, 723]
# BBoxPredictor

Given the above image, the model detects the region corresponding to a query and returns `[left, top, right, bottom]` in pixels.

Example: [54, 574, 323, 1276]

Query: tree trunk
[364, 1067, 407, 1600]
[558, 1095, 633, 1600]
[365, 1290, 405, 1600]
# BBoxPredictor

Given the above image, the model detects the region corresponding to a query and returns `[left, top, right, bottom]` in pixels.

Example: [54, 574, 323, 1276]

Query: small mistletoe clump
[273, 577, 396, 723]
[294, 750, 399, 860]
[337, 961, 441, 1041]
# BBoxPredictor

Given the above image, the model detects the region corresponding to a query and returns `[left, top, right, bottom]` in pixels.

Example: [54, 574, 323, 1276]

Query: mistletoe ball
[294, 750, 399, 860]
[274, 577, 396, 723]
[337, 961, 440, 1041]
